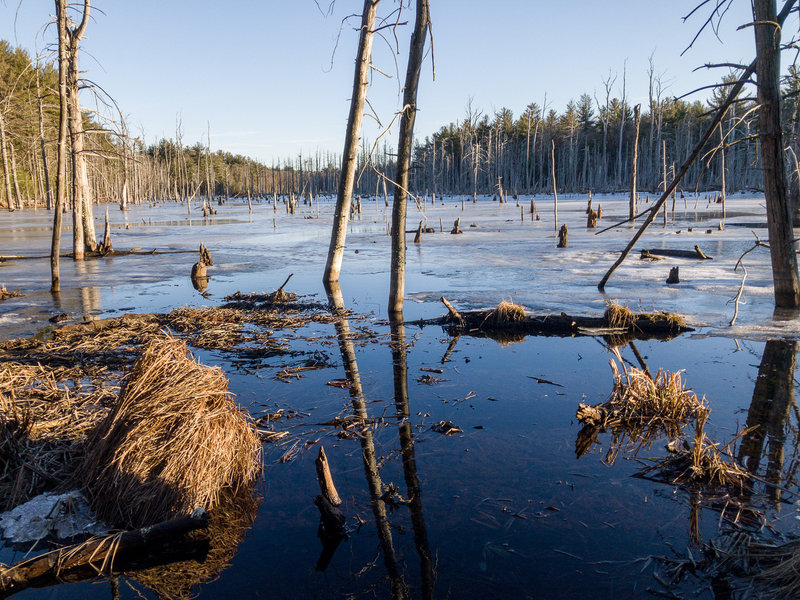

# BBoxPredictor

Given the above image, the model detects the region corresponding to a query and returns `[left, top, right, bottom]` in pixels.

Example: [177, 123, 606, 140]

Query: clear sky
[0, 1, 758, 163]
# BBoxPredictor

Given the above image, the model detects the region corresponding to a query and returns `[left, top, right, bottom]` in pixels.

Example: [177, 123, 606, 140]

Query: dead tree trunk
[389, 0, 429, 315]
[36, 64, 53, 211]
[0, 112, 14, 210]
[51, 0, 70, 292]
[67, 0, 95, 259]
[630, 104, 641, 220]
[323, 0, 380, 285]
[753, 0, 800, 308]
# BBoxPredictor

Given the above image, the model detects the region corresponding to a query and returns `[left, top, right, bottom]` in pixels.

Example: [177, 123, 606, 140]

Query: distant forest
[3, 38, 800, 209]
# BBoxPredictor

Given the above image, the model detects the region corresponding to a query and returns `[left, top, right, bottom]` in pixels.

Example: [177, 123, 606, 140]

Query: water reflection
[325, 282, 405, 599]
[738, 339, 798, 505]
[390, 316, 435, 600]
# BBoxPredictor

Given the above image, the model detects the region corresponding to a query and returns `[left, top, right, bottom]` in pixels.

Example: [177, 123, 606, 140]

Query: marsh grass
[576, 351, 708, 462]
[79, 335, 261, 529]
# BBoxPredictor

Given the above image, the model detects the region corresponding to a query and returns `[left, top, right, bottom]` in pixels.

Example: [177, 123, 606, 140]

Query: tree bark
[753, 0, 800, 308]
[323, 0, 380, 284]
[51, 0, 70, 292]
[67, 0, 95, 259]
[0, 112, 14, 210]
[36, 64, 53, 211]
[389, 0, 429, 315]
[629, 104, 640, 220]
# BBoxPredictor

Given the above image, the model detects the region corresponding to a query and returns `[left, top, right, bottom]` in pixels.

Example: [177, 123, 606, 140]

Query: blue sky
[0, 1, 758, 162]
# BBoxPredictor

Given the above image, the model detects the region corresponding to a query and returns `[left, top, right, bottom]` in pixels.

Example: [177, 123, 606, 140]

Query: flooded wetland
[0, 193, 798, 599]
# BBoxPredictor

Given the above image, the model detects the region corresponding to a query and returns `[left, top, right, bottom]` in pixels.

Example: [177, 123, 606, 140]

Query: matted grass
[79, 335, 261, 528]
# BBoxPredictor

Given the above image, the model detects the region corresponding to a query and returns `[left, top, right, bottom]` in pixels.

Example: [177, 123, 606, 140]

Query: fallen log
[643, 246, 712, 260]
[418, 301, 692, 341]
[0, 509, 209, 597]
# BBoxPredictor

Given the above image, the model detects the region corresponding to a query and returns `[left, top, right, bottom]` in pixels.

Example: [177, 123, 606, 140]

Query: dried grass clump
[639, 413, 750, 492]
[578, 358, 707, 434]
[80, 335, 261, 529]
[576, 355, 708, 462]
[604, 302, 636, 329]
[0, 285, 23, 301]
[483, 300, 526, 326]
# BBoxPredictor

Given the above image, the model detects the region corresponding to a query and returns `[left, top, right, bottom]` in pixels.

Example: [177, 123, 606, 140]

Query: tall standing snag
[323, 0, 381, 285]
[50, 0, 70, 292]
[389, 0, 430, 316]
[753, 0, 800, 308]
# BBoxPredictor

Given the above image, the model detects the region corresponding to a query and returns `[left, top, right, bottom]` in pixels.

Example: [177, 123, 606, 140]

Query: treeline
[406, 71, 800, 197]
[5, 35, 800, 212]
[0, 39, 398, 210]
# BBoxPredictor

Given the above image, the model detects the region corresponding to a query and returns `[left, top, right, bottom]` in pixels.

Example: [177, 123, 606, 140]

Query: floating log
[420, 301, 692, 341]
[0, 510, 209, 597]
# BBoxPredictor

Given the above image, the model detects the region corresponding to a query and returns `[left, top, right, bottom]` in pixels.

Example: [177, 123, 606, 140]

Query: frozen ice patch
[0, 491, 109, 544]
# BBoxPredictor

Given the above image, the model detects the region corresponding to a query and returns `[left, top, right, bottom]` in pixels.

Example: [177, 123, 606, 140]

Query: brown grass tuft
[483, 300, 526, 327]
[639, 412, 750, 491]
[80, 335, 261, 528]
[604, 302, 636, 329]
[576, 353, 708, 462]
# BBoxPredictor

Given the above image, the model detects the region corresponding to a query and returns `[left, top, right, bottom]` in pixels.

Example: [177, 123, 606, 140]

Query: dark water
[0, 196, 798, 599]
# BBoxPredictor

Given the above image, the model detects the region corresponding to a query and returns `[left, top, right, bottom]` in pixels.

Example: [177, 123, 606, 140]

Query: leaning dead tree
[389, 0, 430, 316]
[323, 0, 381, 285]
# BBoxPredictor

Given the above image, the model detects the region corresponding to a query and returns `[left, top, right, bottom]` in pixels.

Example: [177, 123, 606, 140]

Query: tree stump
[666, 267, 680, 284]
[597, 204, 602, 219]
[587, 209, 598, 228]
[199, 242, 213, 266]
[413, 220, 423, 244]
[450, 217, 462, 235]
[191, 262, 207, 279]
[557, 224, 568, 248]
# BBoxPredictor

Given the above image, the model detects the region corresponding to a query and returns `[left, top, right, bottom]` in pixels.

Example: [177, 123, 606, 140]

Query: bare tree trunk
[8, 142, 22, 209]
[51, 0, 70, 292]
[389, 0, 429, 316]
[36, 64, 53, 210]
[323, 0, 380, 284]
[720, 122, 726, 219]
[0, 112, 14, 210]
[753, 0, 800, 308]
[551, 139, 558, 231]
[629, 104, 640, 220]
[67, 0, 94, 259]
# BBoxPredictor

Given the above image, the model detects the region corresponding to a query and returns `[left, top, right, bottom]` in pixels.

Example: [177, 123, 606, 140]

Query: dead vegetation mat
[0, 295, 337, 511]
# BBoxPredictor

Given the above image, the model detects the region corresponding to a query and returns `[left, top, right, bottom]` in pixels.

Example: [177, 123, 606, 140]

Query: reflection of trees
[390, 316, 435, 600]
[325, 282, 405, 600]
[738, 340, 798, 504]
